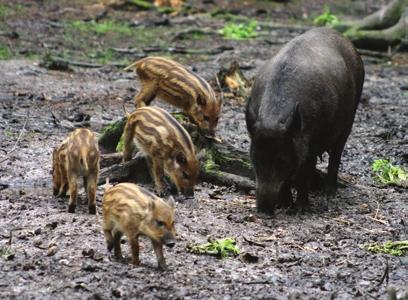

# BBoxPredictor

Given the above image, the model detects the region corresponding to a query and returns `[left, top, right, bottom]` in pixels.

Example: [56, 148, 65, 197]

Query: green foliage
[71, 20, 132, 36]
[188, 237, 240, 258]
[0, 46, 11, 60]
[363, 241, 408, 256]
[371, 159, 408, 186]
[116, 135, 125, 152]
[129, 0, 154, 10]
[219, 20, 258, 40]
[313, 5, 340, 26]
[0, 4, 8, 18]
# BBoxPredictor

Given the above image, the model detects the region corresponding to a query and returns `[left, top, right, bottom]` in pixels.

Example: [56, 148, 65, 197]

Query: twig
[0, 109, 30, 164]
[377, 259, 389, 287]
[243, 236, 266, 248]
[215, 74, 224, 104]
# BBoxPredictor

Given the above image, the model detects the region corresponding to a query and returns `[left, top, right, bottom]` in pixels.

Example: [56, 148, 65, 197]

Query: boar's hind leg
[327, 138, 347, 195]
[122, 124, 136, 162]
[151, 159, 165, 196]
[67, 173, 78, 213]
[135, 81, 157, 108]
[152, 240, 166, 270]
[103, 226, 114, 252]
[86, 175, 97, 214]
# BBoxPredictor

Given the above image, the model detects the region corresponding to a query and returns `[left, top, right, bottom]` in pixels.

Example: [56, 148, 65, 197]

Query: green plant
[0, 46, 11, 60]
[363, 241, 408, 256]
[371, 159, 408, 186]
[187, 237, 240, 258]
[0, 246, 14, 260]
[219, 20, 258, 40]
[313, 5, 340, 26]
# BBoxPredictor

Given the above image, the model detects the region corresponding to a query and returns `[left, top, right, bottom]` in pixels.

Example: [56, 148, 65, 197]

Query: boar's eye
[155, 220, 165, 228]
[182, 171, 190, 180]
[176, 153, 187, 165]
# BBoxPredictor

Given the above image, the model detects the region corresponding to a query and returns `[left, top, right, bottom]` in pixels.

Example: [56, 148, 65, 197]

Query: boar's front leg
[129, 235, 140, 266]
[294, 156, 316, 211]
[152, 240, 166, 270]
[134, 80, 158, 108]
[112, 230, 123, 259]
[67, 172, 78, 213]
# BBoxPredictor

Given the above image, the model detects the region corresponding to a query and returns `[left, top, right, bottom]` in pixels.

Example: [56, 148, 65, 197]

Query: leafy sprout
[313, 5, 340, 26]
[371, 159, 408, 186]
[219, 20, 258, 40]
[363, 241, 408, 256]
[188, 237, 240, 258]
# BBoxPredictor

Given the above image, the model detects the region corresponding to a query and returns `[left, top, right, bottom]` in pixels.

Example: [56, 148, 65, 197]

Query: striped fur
[102, 182, 176, 268]
[125, 56, 221, 134]
[122, 106, 199, 196]
[52, 128, 100, 214]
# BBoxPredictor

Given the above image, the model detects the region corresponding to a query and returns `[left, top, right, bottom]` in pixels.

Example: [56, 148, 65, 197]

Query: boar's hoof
[107, 241, 113, 252]
[68, 204, 76, 213]
[88, 205, 96, 215]
[181, 187, 194, 197]
[325, 182, 338, 196]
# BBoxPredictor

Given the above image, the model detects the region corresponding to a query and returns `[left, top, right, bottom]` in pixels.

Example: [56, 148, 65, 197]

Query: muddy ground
[0, 0, 407, 299]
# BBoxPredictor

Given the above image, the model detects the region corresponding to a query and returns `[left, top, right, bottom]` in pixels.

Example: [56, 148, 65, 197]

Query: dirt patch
[0, 1, 407, 299]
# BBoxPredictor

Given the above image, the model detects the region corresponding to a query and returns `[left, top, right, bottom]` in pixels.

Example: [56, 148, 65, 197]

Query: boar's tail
[79, 148, 89, 174]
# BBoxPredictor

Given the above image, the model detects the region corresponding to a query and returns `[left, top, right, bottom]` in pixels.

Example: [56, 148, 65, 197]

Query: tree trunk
[332, 0, 408, 50]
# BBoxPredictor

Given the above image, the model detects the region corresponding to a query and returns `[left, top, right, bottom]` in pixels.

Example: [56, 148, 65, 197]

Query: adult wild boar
[246, 27, 364, 213]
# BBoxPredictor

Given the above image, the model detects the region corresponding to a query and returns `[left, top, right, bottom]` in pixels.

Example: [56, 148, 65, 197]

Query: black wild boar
[246, 27, 365, 213]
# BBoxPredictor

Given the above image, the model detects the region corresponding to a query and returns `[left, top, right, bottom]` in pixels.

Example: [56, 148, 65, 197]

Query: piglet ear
[167, 196, 175, 210]
[176, 152, 187, 165]
[197, 95, 206, 106]
[149, 200, 156, 211]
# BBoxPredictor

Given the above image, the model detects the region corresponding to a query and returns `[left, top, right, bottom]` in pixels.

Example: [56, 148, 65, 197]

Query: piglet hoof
[88, 205, 96, 215]
[131, 258, 140, 266]
[68, 204, 76, 213]
[157, 263, 167, 271]
[53, 189, 59, 196]
[107, 242, 113, 252]
[325, 184, 337, 197]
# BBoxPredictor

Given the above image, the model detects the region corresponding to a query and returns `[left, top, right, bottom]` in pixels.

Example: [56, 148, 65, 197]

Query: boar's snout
[165, 240, 175, 248]
[256, 181, 292, 213]
[162, 232, 176, 248]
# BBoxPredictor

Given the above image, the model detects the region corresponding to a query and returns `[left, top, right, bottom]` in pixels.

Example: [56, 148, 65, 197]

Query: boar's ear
[176, 152, 187, 165]
[290, 103, 302, 134]
[167, 196, 175, 210]
[197, 95, 206, 106]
